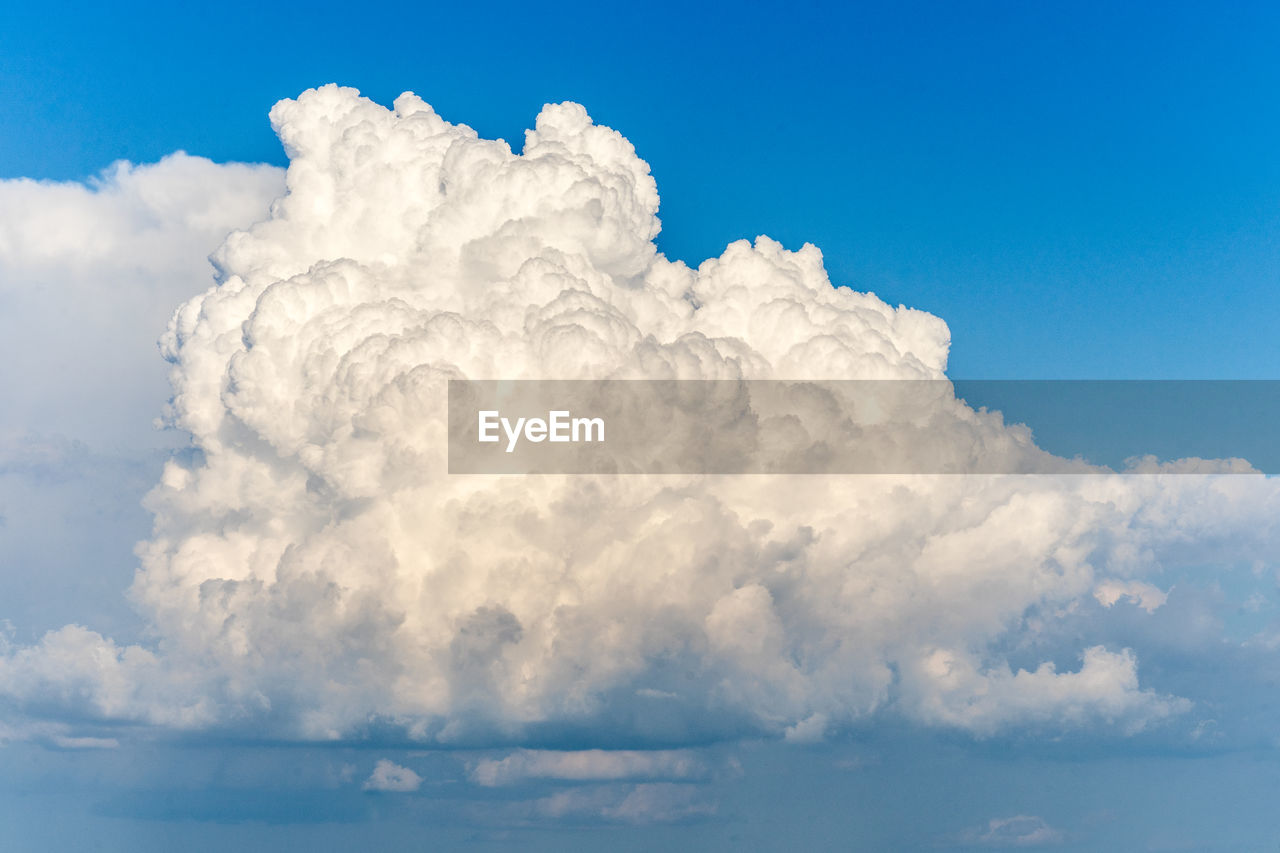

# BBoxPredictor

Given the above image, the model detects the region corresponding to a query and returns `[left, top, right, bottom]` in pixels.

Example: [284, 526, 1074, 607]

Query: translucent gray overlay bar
[447, 380, 1278, 474]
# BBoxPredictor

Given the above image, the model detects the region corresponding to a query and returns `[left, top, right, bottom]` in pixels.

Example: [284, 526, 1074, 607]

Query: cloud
[362, 759, 422, 792]
[48, 735, 119, 750]
[0, 155, 283, 644]
[1, 85, 1278, 749]
[470, 749, 707, 786]
[1093, 579, 1168, 613]
[0, 624, 214, 728]
[527, 783, 715, 824]
[783, 713, 829, 743]
[901, 646, 1187, 736]
[959, 814, 1065, 847]
[0, 716, 120, 749]
[0, 153, 283, 447]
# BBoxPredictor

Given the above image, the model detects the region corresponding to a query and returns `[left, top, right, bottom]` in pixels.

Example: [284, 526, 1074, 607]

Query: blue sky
[4, 2, 1280, 850]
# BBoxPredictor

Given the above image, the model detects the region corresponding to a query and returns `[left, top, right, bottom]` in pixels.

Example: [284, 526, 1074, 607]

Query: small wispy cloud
[469, 749, 708, 787]
[1093, 579, 1169, 613]
[958, 814, 1065, 847]
[362, 759, 422, 793]
[49, 734, 119, 750]
[530, 783, 715, 825]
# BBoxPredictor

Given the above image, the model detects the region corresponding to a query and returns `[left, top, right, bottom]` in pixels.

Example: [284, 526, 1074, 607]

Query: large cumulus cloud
[2, 85, 1277, 746]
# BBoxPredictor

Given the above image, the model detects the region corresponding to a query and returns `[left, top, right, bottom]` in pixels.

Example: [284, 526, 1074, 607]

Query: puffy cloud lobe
[1093, 579, 1168, 613]
[3, 85, 1280, 746]
[362, 759, 422, 792]
[0, 625, 215, 728]
[901, 646, 1188, 736]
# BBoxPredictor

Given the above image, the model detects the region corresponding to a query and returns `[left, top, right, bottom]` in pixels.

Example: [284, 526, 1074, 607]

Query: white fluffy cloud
[362, 759, 422, 792]
[1093, 579, 1169, 613]
[901, 646, 1188, 736]
[1, 85, 1278, 747]
[0, 155, 284, 644]
[0, 154, 283, 446]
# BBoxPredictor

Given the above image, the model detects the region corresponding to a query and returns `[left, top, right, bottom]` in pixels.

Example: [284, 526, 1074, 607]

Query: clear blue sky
[4, 0, 1280, 379]
[5, 3, 1280, 850]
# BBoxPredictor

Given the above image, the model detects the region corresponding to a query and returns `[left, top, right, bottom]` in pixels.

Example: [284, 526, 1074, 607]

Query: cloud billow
[1, 85, 1277, 748]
